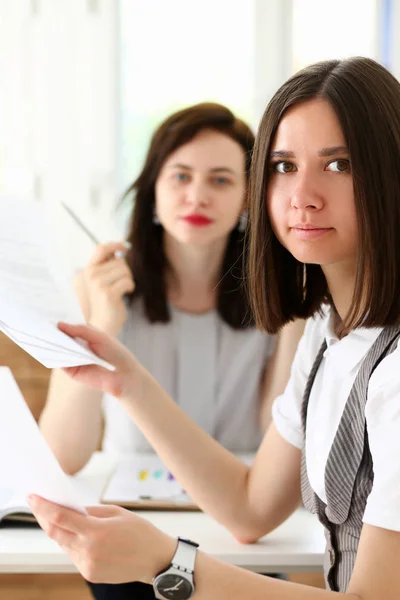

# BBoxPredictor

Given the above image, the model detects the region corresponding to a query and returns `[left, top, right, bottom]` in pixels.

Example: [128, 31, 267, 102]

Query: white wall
[0, 0, 118, 271]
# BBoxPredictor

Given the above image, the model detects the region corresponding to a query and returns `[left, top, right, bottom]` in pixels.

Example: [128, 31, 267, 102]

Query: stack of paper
[0, 196, 111, 369]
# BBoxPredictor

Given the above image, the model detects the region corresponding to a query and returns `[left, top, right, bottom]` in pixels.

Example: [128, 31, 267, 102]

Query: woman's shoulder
[368, 330, 400, 396]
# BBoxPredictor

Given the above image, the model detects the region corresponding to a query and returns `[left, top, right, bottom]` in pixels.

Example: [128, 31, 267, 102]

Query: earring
[153, 207, 161, 225]
[237, 211, 248, 232]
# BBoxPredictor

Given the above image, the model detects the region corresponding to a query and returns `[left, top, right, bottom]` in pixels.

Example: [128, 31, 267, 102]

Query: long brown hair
[248, 57, 400, 334]
[123, 102, 255, 328]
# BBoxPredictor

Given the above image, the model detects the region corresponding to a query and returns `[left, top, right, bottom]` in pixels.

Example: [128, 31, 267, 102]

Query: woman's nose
[290, 175, 323, 211]
[185, 182, 210, 206]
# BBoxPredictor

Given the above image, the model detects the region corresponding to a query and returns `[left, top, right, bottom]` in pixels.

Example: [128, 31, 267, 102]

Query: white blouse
[103, 299, 274, 454]
[272, 307, 400, 532]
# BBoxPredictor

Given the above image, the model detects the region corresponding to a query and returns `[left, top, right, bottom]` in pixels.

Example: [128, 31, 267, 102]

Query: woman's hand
[58, 321, 141, 399]
[83, 242, 135, 336]
[28, 496, 176, 584]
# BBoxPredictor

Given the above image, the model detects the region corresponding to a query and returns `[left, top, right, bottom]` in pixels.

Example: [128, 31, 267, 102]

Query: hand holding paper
[0, 196, 112, 369]
[58, 321, 137, 399]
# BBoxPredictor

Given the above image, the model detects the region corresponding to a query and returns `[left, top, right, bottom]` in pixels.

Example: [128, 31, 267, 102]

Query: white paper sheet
[0, 196, 112, 370]
[0, 367, 87, 513]
[101, 455, 189, 503]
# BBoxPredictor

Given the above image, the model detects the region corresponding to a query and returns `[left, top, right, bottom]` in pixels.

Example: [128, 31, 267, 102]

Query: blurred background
[0, 0, 395, 272]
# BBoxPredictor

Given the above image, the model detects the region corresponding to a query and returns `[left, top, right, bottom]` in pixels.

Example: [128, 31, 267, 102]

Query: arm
[39, 242, 134, 475]
[184, 524, 400, 600]
[259, 319, 306, 430]
[39, 369, 104, 475]
[30, 497, 400, 600]
[120, 379, 302, 541]
[56, 323, 301, 541]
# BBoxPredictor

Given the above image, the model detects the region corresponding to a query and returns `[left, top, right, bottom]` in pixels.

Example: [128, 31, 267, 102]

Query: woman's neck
[322, 260, 357, 338]
[164, 233, 228, 314]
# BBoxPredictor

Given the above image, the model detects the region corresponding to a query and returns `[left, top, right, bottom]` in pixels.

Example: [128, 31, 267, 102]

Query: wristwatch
[153, 537, 199, 600]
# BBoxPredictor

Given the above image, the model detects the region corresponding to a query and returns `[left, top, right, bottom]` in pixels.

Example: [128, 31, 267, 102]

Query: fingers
[89, 242, 131, 267]
[89, 258, 122, 277]
[110, 277, 135, 297]
[28, 495, 89, 534]
[87, 254, 133, 282]
[58, 321, 130, 362]
[58, 324, 127, 395]
[61, 364, 124, 397]
[86, 504, 122, 518]
[58, 322, 109, 346]
[85, 254, 135, 304]
[88, 257, 129, 278]
[36, 513, 77, 548]
[89, 262, 132, 287]
[58, 322, 135, 394]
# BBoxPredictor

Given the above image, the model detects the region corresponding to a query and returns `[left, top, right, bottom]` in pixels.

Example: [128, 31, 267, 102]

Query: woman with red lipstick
[41, 103, 303, 470]
[33, 57, 400, 600]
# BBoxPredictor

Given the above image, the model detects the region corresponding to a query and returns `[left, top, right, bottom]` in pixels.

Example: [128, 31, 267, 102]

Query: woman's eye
[326, 159, 350, 172]
[174, 172, 189, 182]
[273, 161, 296, 174]
[213, 176, 229, 185]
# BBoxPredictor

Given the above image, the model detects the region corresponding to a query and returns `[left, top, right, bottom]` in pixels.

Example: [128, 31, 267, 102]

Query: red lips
[182, 214, 213, 226]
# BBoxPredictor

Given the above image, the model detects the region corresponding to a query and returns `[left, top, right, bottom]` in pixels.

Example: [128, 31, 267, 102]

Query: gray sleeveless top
[102, 299, 274, 454]
[301, 324, 400, 592]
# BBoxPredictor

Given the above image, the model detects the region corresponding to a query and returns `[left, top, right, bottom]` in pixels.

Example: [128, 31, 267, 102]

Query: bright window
[292, 0, 379, 72]
[118, 0, 257, 194]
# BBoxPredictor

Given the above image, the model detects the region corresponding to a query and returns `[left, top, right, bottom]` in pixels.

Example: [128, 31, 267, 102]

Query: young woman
[40, 103, 303, 475]
[31, 56, 400, 599]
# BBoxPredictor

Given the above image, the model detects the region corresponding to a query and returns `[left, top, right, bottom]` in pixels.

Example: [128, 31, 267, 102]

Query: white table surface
[0, 507, 324, 574]
[0, 454, 325, 574]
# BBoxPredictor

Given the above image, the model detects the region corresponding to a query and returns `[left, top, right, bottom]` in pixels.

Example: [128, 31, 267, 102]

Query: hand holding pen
[62, 203, 134, 337]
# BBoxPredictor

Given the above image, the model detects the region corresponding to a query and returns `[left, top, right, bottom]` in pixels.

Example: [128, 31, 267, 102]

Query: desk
[0, 508, 324, 574]
[0, 454, 325, 575]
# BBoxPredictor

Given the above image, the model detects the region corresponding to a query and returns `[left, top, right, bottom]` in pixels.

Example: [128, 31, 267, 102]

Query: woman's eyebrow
[270, 150, 294, 159]
[167, 164, 236, 175]
[318, 146, 349, 157]
[167, 163, 192, 170]
[209, 167, 236, 174]
[270, 146, 349, 159]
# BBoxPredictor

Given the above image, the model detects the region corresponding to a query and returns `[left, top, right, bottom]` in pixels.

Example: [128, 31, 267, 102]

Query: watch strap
[171, 538, 198, 573]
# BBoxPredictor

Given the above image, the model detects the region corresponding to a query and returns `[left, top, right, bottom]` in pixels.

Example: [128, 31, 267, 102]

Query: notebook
[0, 490, 36, 524]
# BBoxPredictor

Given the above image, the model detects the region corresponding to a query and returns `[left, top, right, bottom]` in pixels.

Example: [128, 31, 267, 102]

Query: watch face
[155, 573, 193, 599]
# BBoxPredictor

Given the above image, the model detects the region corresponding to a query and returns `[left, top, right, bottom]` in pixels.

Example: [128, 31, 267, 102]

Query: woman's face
[155, 129, 246, 246]
[267, 99, 358, 272]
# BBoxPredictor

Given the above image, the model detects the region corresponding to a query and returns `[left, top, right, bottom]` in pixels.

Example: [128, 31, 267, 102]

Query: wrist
[146, 530, 177, 585]
[152, 537, 199, 600]
[88, 317, 121, 337]
[118, 358, 154, 405]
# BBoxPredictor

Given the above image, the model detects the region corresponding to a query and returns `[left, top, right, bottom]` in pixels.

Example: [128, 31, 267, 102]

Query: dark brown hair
[123, 102, 255, 328]
[248, 57, 400, 334]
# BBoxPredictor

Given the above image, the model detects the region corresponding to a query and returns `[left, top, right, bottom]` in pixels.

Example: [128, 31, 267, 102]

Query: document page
[0, 196, 111, 369]
[101, 455, 190, 505]
[0, 367, 87, 513]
